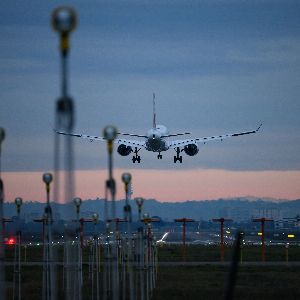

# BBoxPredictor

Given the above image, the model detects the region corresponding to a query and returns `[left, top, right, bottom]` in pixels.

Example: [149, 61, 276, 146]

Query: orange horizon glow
[1, 168, 300, 203]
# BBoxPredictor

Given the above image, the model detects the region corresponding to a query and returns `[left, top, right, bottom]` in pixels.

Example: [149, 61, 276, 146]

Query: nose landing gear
[157, 153, 163, 159]
[132, 147, 141, 163]
[174, 147, 183, 163]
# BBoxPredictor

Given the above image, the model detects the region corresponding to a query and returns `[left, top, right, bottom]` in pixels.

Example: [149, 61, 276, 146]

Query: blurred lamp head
[103, 125, 118, 141]
[122, 173, 132, 185]
[143, 212, 150, 219]
[73, 197, 82, 208]
[135, 197, 144, 207]
[0, 128, 5, 143]
[92, 213, 98, 223]
[15, 197, 23, 207]
[43, 173, 53, 185]
[52, 6, 77, 34]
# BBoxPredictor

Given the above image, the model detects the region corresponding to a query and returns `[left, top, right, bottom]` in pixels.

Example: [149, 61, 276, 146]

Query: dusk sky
[1, 1, 300, 202]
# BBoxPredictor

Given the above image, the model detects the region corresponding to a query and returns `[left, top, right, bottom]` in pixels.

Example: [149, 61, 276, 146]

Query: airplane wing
[114, 138, 146, 148]
[55, 130, 146, 148]
[55, 130, 106, 142]
[168, 124, 262, 148]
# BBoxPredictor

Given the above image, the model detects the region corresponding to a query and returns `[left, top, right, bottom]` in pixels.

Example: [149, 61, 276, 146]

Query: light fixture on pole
[103, 125, 118, 220]
[174, 218, 195, 263]
[43, 173, 53, 205]
[212, 218, 232, 262]
[135, 198, 144, 222]
[51, 6, 77, 57]
[15, 197, 23, 215]
[122, 173, 132, 222]
[0, 127, 5, 178]
[14, 197, 23, 300]
[73, 197, 82, 216]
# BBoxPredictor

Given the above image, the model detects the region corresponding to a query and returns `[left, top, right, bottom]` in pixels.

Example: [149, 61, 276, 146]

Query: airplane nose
[153, 134, 155, 138]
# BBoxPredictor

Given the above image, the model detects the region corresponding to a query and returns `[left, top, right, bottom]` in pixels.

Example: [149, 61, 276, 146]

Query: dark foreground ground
[5, 264, 300, 299]
[4, 244, 300, 299]
[152, 265, 300, 300]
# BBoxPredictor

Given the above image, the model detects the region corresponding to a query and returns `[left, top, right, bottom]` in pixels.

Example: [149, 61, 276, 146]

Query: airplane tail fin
[153, 93, 156, 129]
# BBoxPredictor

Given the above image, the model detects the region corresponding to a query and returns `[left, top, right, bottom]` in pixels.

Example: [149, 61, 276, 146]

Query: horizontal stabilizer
[117, 132, 148, 138]
[161, 132, 191, 138]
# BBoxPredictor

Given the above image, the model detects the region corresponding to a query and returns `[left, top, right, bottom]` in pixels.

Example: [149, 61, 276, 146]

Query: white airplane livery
[56, 94, 262, 163]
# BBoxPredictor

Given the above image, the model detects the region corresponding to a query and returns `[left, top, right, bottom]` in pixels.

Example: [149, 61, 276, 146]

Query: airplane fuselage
[145, 125, 169, 152]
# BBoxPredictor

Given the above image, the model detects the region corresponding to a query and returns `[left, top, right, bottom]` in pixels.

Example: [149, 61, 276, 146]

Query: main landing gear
[174, 147, 183, 163]
[157, 152, 162, 159]
[132, 147, 141, 163]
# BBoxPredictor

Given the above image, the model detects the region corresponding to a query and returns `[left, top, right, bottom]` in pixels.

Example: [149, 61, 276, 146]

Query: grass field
[152, 265, 300, 300]
[5, 243, 300, 262]
[3, 244, 300, 299]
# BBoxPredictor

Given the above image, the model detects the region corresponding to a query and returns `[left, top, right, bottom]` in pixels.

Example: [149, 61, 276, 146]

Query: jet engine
[183, 144, 199, 156]
[117, 144, 132, 156]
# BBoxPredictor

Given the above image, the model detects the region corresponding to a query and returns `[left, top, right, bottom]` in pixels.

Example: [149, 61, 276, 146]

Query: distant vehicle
[56, 94, 262, 163]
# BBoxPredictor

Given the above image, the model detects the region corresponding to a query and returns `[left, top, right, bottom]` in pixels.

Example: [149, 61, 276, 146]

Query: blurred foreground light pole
[285, 243, 289, 265]
[224, 231, 243, 300]
[103, 126, 118, 219]
[52, 5, 77, 207]
[0, 128, 5, 300]
[103, 125, 118, 300]
[51, 6, 78, 300]
[13, 197, 23, 300]
[51, 6, 77, 98]
[103, 125, 118, 225]
[0, 128, 5, 178]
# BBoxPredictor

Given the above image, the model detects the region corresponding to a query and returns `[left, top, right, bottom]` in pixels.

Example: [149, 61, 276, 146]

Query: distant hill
[3, 197, 300, 222]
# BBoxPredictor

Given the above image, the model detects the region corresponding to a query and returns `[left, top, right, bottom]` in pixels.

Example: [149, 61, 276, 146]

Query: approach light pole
[174, 218, 195, 263]
[73, 197, 82, 288]
[103, 126, 118, 223]
[42, 173, 55, 300]
[122, 173, 132, 223]
[14, 197, 23, 300]
[212, 218, 232, 262]
[0, 128, 5, 300]
[252, 217, 273, 262]
[142, 214, 160, 299]
[91, 213, 100, 300]
[0, 127, 5, 179]
[135, 197, 144, 222]
[103, 125, 119, 300]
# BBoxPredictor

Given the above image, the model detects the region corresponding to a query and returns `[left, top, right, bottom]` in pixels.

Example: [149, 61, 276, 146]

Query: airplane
[55, 94, 262, 163]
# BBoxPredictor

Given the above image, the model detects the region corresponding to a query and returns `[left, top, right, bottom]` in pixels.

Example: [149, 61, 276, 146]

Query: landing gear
[174, 147, 183, 163]
[157, 153, 163, 159]
[132, 147, 141, 163]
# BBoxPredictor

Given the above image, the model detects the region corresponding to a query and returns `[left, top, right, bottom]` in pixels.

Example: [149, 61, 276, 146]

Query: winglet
[256, 123, 263, 132]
